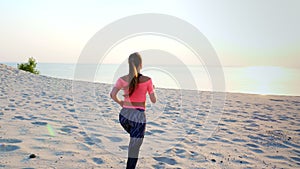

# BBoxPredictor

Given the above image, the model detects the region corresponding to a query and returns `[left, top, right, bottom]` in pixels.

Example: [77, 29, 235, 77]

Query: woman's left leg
[120, 108, 146, 169]
[127, 122, 146, 169]
[119, 113, 131, 134]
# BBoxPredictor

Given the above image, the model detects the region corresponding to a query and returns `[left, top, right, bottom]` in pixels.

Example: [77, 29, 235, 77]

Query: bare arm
[149, 92, 156, 103]
[149, 85, 156, 103]
[110, 87, 123, 107]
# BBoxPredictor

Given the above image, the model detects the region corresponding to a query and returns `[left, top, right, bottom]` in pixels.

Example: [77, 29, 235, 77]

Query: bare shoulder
[120, 75, 128, 82]
[119, 75, 151, 83]
[139, 75, 151, 83]
[120, 75, 129, 81]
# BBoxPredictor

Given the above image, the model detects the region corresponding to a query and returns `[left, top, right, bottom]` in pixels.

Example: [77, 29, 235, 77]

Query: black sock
[126, 158, 138, 169]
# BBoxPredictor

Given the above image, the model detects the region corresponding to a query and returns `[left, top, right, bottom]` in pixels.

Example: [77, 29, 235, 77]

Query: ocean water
[4, 63, 300, 96]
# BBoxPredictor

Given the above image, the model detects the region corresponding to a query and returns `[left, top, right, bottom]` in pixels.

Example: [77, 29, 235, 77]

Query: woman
[110, 52, 156, 169]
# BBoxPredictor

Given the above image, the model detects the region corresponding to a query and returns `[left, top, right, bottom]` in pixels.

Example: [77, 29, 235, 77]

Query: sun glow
[243, 66, 286, 95]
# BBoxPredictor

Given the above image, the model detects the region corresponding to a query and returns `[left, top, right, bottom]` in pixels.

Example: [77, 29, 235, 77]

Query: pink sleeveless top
[114, 77, 154, 110]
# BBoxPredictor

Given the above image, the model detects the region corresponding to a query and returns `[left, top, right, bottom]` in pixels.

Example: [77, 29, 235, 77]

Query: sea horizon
[3, 62, 300, 97]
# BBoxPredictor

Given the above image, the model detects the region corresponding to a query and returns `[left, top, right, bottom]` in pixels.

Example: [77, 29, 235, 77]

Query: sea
[4, 63, 300, 96]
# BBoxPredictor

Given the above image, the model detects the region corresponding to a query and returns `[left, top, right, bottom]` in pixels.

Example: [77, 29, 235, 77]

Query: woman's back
[114, 74, 154, 107]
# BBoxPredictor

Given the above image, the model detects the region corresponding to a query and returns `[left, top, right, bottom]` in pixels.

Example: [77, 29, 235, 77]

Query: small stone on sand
[29, 154, 36, 159]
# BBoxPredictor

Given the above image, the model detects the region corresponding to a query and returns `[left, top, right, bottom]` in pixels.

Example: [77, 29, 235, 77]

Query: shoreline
[2, 62, 300, 97]
[1, 63, 300, 168]
[2, 63, 299, 97]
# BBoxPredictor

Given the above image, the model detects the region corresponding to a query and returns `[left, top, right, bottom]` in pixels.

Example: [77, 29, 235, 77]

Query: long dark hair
[127, 52, 142, 96]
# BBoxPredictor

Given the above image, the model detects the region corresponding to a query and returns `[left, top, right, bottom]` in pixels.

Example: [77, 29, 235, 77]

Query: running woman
[110, 52, 157, 169]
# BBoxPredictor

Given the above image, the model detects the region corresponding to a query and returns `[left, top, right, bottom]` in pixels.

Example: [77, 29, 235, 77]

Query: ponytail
[127, 52, 142, 96]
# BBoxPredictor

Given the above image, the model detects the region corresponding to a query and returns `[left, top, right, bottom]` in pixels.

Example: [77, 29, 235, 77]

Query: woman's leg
[126, 121, 146, 169]
[120, 108, 146, 169]
[119, 113, 131, 134]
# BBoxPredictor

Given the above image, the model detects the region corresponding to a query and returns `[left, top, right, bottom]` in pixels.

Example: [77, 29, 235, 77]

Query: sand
[0, 63, 299, 169]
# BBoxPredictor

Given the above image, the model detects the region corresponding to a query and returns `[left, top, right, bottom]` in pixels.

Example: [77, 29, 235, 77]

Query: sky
[0, 0, 299, 67]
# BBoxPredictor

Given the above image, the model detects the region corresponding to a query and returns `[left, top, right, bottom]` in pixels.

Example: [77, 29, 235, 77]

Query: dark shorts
[119, 108, 146, 138]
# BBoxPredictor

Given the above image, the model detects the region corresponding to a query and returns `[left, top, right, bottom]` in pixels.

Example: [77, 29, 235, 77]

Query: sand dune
[0, 63, 299, 168]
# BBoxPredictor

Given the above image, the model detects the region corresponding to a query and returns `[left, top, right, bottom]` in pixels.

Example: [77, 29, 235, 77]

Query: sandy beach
[0, 63, 299, 169]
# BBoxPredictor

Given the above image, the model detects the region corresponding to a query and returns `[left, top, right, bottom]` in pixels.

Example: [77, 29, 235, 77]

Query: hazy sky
[0, 0, 299, 67]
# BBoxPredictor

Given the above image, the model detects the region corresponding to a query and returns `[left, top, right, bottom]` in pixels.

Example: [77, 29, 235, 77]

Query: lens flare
[46, 124, 55, 137]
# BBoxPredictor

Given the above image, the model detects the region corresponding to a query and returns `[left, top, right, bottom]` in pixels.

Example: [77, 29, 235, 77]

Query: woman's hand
[118, 100, 124, 107]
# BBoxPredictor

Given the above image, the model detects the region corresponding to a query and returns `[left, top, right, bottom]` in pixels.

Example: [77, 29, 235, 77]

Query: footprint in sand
[31, 121, 48, 126]
[174, 148, 186, 154]
[283, 141, 300, 149]
[292, 149, 300, 155]
[147, 121, 160, 127]
[0, 138, 22, 152]
[153, 157, 178, 165]
[0, 139, 22, 143]
[0, 145, 20, 152]
[67, 108, 75, 113]
[84, 136, 101, 146]
[92, 157, 104, 164]
[106, 136, 122, 142]
[197, 143, 206, 147]
[232, 138, 247, 142]
[164, 148, 187, 158]
[146, 129, 165, 136]
[145, 131, 153, 136]
[149, 129, 165, 134]
[294, 129, 300, 133]
[290, 156, 300, 163]
[60, 125, 79, 134]
[13, 116, 28, 120]
[250, 148, 264, 153]
[185, 128, 198, 135]
[245, 143, 260, 148]
[77, 143, 90, 151]
[60, 127, 72, 133]
[265, 155, 286, 160]
[119, 145, 128, 150]
[223, 119, 237, 123]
